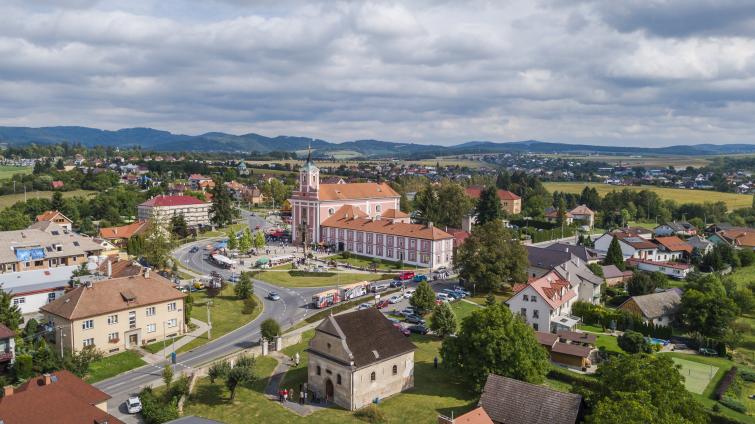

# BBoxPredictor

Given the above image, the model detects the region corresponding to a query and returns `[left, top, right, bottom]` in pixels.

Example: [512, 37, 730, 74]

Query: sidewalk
[140, 318, 210, 363]
[264, 351, 325, 416]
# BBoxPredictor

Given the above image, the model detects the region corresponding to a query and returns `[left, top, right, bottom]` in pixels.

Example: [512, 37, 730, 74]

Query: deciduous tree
[455, 220, 528, 292]
[260, 318, 280, 340]
[617, 330, 651, 354]
[440, 304, 549, 392]
[429, 302, 457, 338]
[410, 281, 436, 315]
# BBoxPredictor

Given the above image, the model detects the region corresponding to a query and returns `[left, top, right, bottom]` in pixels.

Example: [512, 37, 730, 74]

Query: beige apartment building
[137, 195, 211, 227]
[307, 308, 416, 410]
[0, 222, 103, 274]
[41, 271, 185, 356]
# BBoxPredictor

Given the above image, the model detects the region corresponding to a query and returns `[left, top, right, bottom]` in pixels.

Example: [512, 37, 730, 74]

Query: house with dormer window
[506, 271, 580, 332]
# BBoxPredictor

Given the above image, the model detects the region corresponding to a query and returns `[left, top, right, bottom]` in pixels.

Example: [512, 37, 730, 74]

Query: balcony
[0, 351, 13, 362]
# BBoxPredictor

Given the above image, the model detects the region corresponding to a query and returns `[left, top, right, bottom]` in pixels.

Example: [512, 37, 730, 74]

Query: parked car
[376, 299, 390, 309]
[126, 396, 142, 414]
[398, 271, 415, 280]
[389, 295, 402, 304]
[405, 314, 426, 325]
[228, 274, 241, 283]
[190, 246, 199, 253]
[403, 289, 415, 299]
[393, 323, 411, 336]
[372, 283, 390, 293]
[400, 308, 417, 317]
[267, 292, 281, 301]
[390, 280, 404, 288]
[412, 274, 428, 282]
[357, 303, 372, 311]
[442, 289, 462, 300]
[408, 324, 429, 335]
[436, 293, 451, 302]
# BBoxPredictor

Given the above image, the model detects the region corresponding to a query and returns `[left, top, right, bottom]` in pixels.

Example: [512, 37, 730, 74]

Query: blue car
[412, 274, 428, 282]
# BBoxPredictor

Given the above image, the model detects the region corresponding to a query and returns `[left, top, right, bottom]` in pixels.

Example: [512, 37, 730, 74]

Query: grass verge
[86, 350, 146, 383]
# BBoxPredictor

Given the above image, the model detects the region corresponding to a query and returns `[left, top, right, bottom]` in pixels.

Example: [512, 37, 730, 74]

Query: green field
[544, 182, 752, 210]
[449, 301, 481, 328]
[254, 270, 389, 288]
[727, 266, 755, 367]
[0, 189, 96, 209]
[672, 357, 718, 394]
[540, 154, 715, 169]
[0, 165, 32, 180]
[86, 350, 147, 383]
[177, 287, 262, 353]
[324, 254, 407, 271]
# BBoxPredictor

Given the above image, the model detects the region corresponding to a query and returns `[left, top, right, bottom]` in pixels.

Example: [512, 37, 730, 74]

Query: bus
[312, 289, 340, 309]
[339, 282, 370, 301]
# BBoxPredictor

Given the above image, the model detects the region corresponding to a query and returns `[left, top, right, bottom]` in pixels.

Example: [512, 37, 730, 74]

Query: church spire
[306, 140, 312, 164]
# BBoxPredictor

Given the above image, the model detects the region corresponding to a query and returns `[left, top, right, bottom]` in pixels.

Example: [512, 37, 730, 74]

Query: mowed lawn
[0, 165, 32, 180]
[86, 350, 146, 383]
[0, 189, 96, 209]
[184, 334, 478, 423]
[255, 270, 388, 288]
[449, 301, 482, 328]
[177, 287, 261, 353]
[543, 182, 752, 210]
[728, 265, 755, 367]
[671, 357, 718, 394]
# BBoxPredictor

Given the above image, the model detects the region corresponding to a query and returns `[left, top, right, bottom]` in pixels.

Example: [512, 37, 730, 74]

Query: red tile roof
[98, 220, 149, 239]
[322, 206, 453, 241]
[0, 370, 123, 424]
[452, 407, 494, 424]
[51, 181, 64, 188]
[514, 270, 576, 310]
[140, 195, 207, 207]
[654, 236, 693, 254]
[317, 182, 400, 201]
[189, 174, 211, 180]
[35, 210, 71, 223]
[465, 185, 521, 201]
[381, 208, 409, 219]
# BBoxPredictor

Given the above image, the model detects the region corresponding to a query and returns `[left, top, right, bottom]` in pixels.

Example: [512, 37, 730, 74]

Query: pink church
[290, 154, 454, 269]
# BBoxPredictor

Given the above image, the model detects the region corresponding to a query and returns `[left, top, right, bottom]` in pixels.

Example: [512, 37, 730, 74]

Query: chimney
[144, 267, 151, 279]
[427, 221, 434, 229]
[43, 373, 52, 385]
[107, 261, 112, 278]
[3, 385, 13, 397]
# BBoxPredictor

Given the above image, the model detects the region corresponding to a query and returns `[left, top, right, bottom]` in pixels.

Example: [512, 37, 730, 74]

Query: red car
[393, 323, 411, 337]
[376, 300, 390, 309]
[398, 271, 415, 281]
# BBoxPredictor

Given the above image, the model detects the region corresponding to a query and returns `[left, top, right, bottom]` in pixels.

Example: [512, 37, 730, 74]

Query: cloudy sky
[1, 0, 755, 146]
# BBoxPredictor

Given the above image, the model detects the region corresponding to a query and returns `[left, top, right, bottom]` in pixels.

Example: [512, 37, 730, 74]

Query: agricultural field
[0, 165, 32, 180]
[540, 154, 717, 169]
[543, 182, 752, 210]
[0, 189, 96, 209]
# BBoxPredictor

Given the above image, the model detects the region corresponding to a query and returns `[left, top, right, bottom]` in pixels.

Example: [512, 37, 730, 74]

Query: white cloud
[0, 0, 753, 146]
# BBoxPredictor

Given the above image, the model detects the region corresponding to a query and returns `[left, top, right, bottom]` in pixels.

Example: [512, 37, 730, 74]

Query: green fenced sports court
[672, 357, 718, 394]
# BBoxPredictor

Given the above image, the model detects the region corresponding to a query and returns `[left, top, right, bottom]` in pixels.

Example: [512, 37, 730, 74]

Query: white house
[551, 257, 604, 305]
[0, 265, 78, 319]
[627, 258, 692, 279]
[506, 271, 580, 333]
[594, 231, 658, 261]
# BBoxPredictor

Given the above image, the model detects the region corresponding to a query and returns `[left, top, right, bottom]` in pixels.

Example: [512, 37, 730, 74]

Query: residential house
[601, 265, 632, 287]
[653, 236, 693, 261]
[536, 331, 596, 369]
[618, 288, 682, 326]
[687, 235, 714, 256]
[224, 180, 247, 201]
[98, 220, 149, 248]
[548, 242, 601, 264]
[188, 174, 214, 191]
[320, 205, 454, 270]
[41, 270, 186, 355]
[711, 228, 755, 250]
[464, 185, 522, 215]
[627, 258, 692, 279]
[544, 208, 574, 225]
[478, 374, 583, 424]
[526, 245, 572, 278]
[0, 265, 77, 318]
[526, 246, 603, 304]
[35, 210, 73, 231]
[243, 185, 266, 205]
[0, 324, 15, 367]
[654, 221, 697, 237]
[0, 370, 123, 424]
[438, 407, 494, 424]
[506, 271, 579, 332]
[570, 204, 595, 228]
[594, 230, 658, 261]
[137, 195, 211, 227]
[306, 308, 416, 410]
[0, 223, 103, 274]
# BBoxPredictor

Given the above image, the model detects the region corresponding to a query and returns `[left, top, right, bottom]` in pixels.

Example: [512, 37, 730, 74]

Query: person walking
[434, 356, 438, 369]
[294, 352, 300, 367]
[299, 389, 304, 405]
[283, 388, 288, 402]
[303, 389, 308, 404]
[278, 389, 283, 403]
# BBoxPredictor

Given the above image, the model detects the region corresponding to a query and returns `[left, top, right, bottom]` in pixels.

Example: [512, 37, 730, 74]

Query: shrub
[715, 367, 738, 400]
[14, 354, 33, 380]
[353, 404, 386, 423]
[260, 318, 281, 340]
[739, 368, 755, 382]
[708, 410, 749, 424]
[719, 395, 747, 414]
[242, 296, 258, 315]
[168, 375, 191, 401]
[618, 330, 652, 354]
[139, 387, 179, 424]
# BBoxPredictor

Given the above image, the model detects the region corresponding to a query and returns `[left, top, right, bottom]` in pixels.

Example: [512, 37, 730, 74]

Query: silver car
[126, 396, 142, 414]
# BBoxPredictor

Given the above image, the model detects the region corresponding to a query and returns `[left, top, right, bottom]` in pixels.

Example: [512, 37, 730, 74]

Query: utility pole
[207, 301, 213, 340]
[58, 326, 64, 358]
[162, 321, 166, 353]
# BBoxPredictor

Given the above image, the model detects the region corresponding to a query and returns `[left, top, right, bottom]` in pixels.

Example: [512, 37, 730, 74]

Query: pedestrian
[294, 352, 300, 367]
[278, 389, 283, 403]
[303, 389, 308, 404]
[434, 356, 438, 369]
[299, 390, 304, 404]
[283, 388, 288, 402]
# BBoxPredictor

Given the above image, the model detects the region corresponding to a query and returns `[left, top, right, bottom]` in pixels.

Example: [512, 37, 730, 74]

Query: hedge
[719, 396, 747, 414]
[708, 411, 750, 424]
[547, 366, 601, 391]
[714, 367, 737, 400]
[571, 301, 673, 339]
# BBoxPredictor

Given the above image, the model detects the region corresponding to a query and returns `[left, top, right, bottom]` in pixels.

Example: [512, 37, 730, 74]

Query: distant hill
[0, 125, 753, 158]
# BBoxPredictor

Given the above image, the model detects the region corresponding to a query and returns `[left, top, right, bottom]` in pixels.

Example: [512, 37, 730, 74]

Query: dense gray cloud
[0, 0, 754, 146]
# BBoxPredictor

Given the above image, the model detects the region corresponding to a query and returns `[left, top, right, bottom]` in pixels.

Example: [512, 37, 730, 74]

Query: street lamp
[206, 300, 213, 340]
